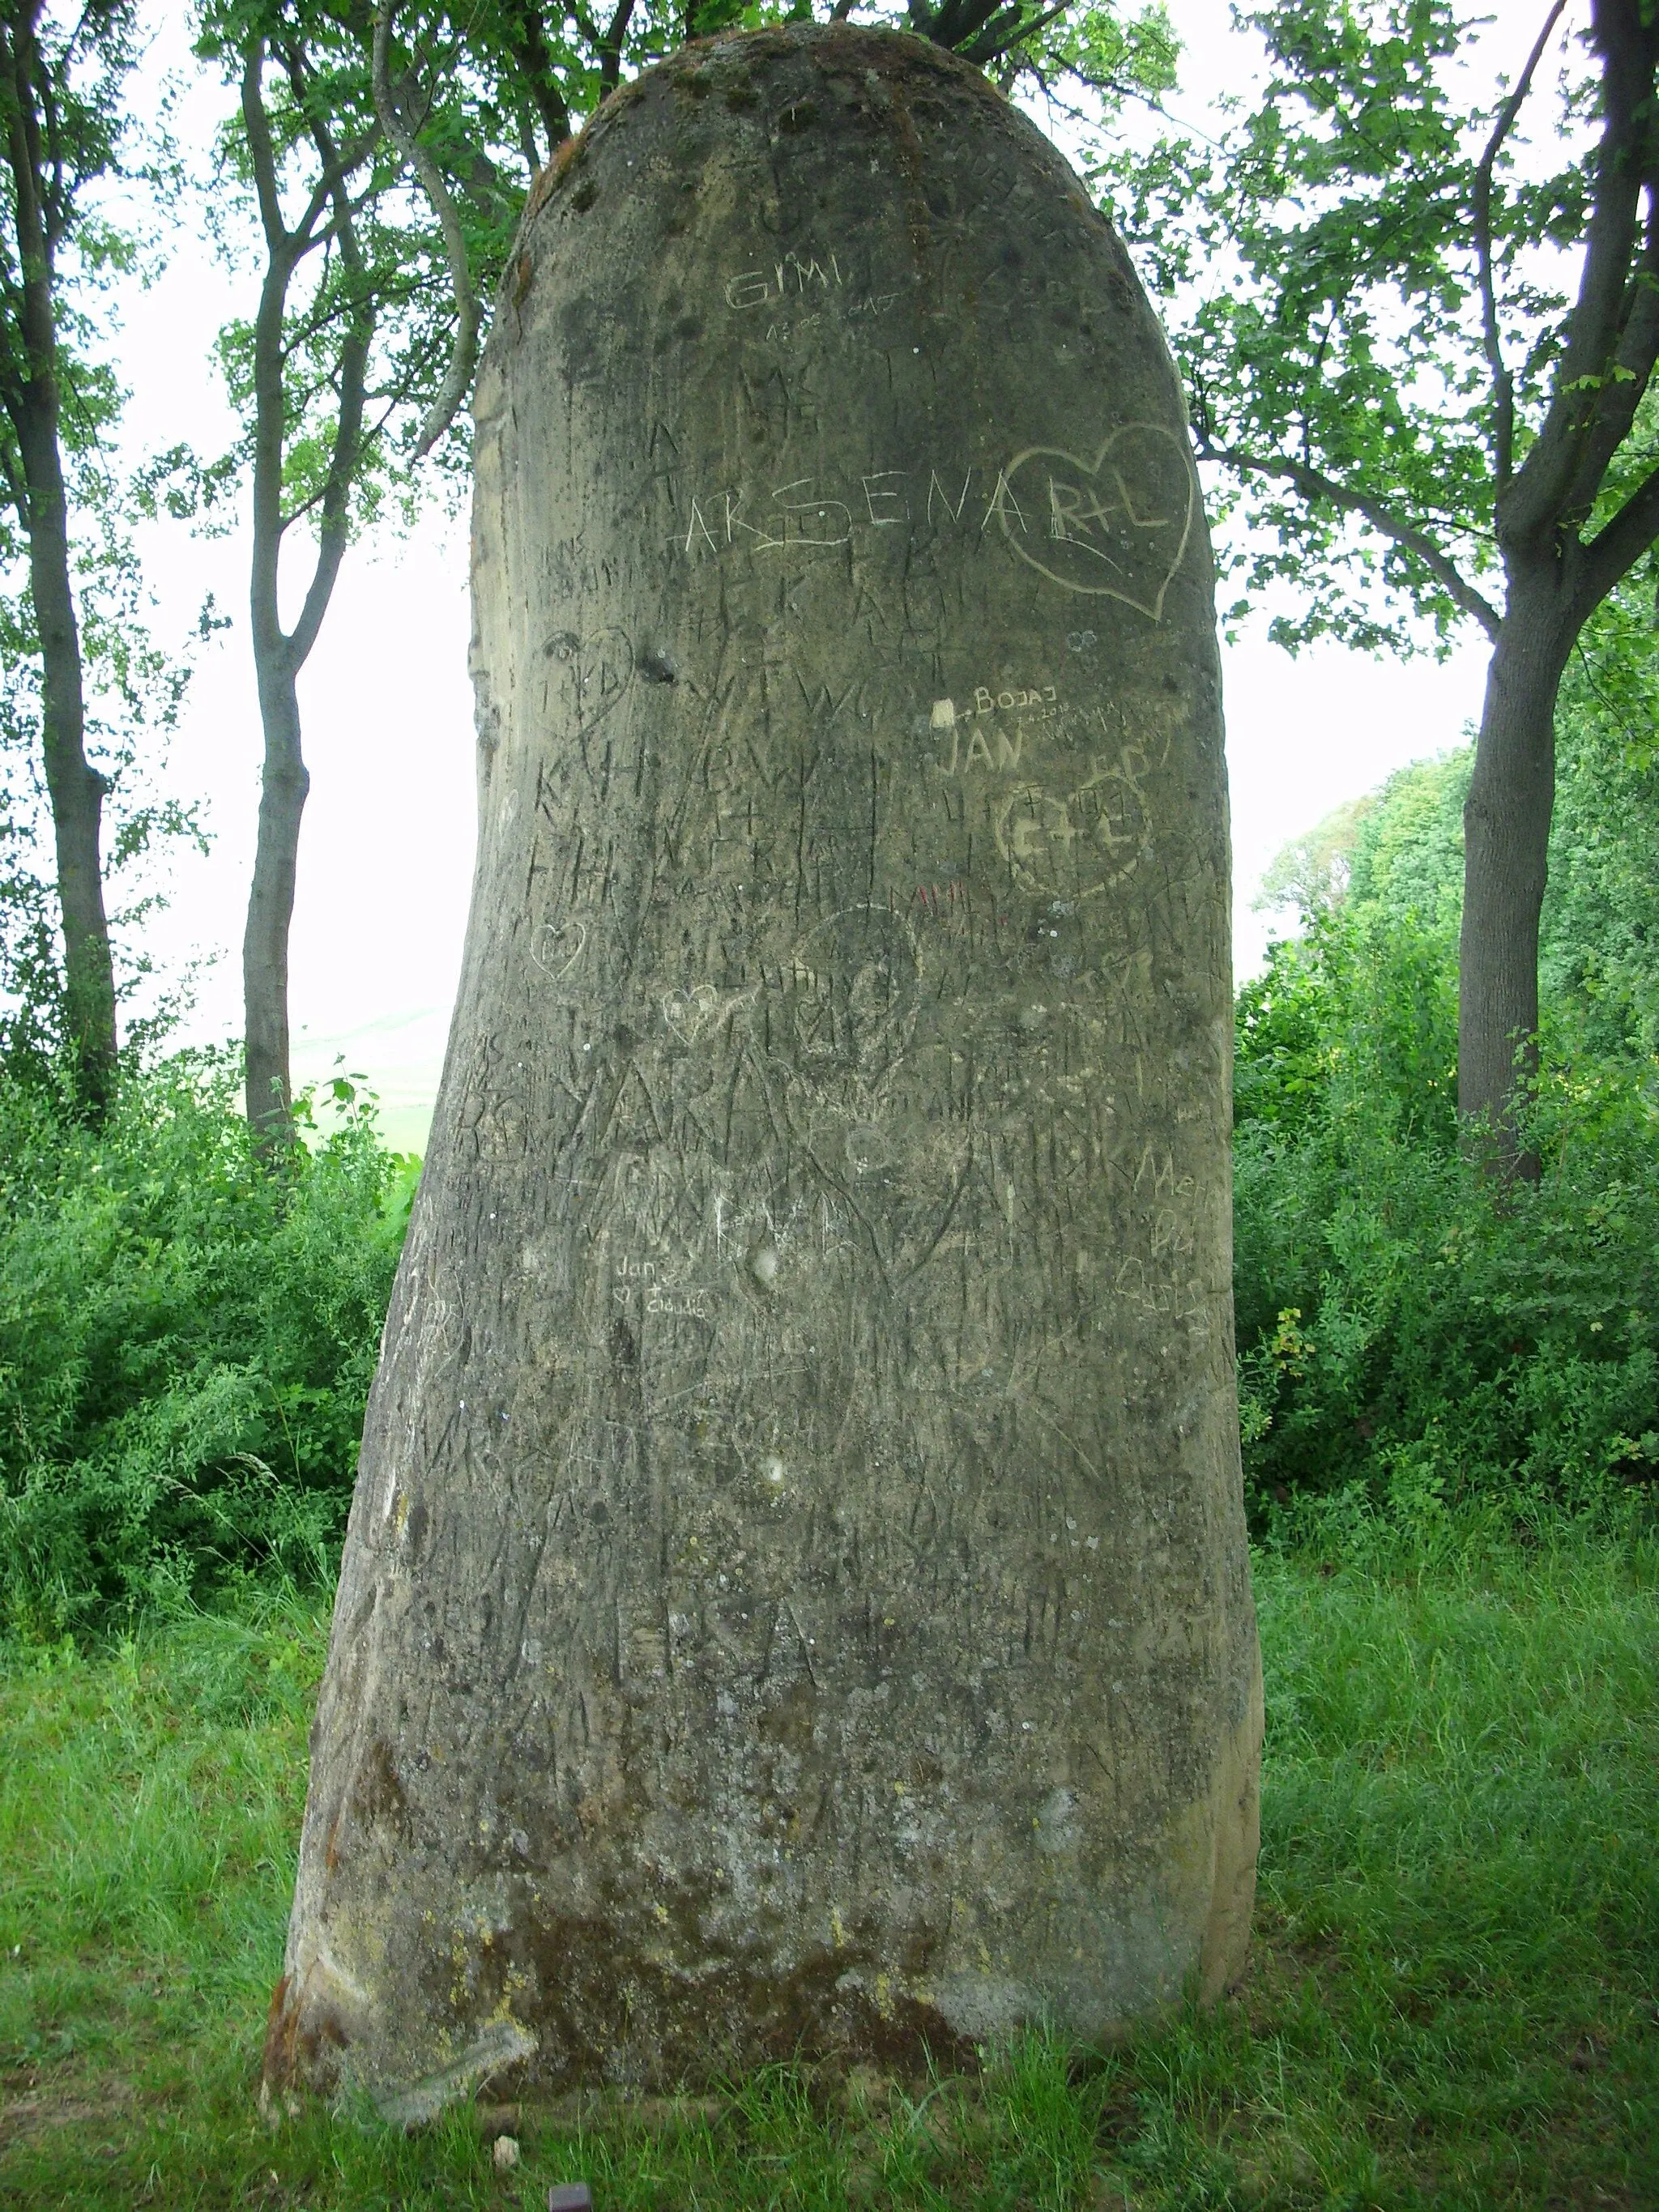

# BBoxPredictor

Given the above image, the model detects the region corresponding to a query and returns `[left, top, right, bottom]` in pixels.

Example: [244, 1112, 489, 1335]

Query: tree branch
[33, 28, 69, 252]
[269, 39, 380, 258]
[1473, 0, 1566, 487]
[1200, 433, 1503, 640]
[598, 0, 636, 96]
[1559, 209, 1659, 527]
[3, 8, 57, 399]
[505, 6, 571, 160]
[243, 42, 297, 671]
[286, 184, 372, 671]
[240, 39, 292, 258]
[0, 429, 27, 518]
[1500, 0, 1659, 549]
[971, 1, 1073, 68]
[923, 0, 1009, 58]
[1572, 456, 1659, 621]
[372, 0, 478, 459]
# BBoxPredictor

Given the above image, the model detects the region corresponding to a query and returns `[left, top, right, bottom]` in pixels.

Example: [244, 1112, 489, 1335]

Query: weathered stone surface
[263, 23, 1260, 2112]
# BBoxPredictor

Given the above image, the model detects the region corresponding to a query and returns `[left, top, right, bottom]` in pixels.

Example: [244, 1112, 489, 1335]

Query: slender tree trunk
[2, 11, 117, 1112]
[243, 651, 309, 1140]
[237, 37, 369, 1148]
[1458, 569, 1573, 1165]
[15, 398, 117, 1109]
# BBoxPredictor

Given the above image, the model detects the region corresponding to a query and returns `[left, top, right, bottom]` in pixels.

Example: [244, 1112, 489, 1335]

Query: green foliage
[1252, 789, 1375, 919]
[1235, 724, 1659, 1521]
[958, 0, 1178, 100]
[0, 2, 211, 1079]
[1237, 1014, 1659, 1515]
[1542, 594, 1659, 1063]
[1094, 1, 1659, 654]
[0, 5, 141, 442]
[1253, 578, 1659, 1073]
[191, 1, 530, 523]
[0, 1055, 414, 1635]
[3, 1529, 1655, 2206]
[0, 522, 211, 1079]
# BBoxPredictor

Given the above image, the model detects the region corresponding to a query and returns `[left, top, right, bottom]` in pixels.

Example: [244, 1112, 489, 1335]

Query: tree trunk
[2, 9, 117, 1112]
[1458, 571, 1572, 1161]
[264, 23, 1260, 2118]
[242, 653, 309, 1141]
[235, 43, 369, 1152]
[16, 394, 117, 1110]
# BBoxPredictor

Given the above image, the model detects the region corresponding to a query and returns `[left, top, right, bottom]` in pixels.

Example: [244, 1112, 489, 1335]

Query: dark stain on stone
[356, 1738, 410, 1826]
[755, 1677, 817, 1752]
[423, 1894, 982, 2091]
[262, 1972, 349, 2099]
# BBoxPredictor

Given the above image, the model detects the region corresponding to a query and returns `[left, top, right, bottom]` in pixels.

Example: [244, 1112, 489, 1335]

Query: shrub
[1234, 910, 1659, 1524]
[0, 1054, 413, 1635]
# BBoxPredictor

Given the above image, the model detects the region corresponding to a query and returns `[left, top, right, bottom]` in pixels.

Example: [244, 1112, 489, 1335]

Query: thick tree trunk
[243, 654, 309, 1141]
[265, 24, 1260, 2118]
[1458, 573, 1572, 1159]
[17, 397, 117, 1110]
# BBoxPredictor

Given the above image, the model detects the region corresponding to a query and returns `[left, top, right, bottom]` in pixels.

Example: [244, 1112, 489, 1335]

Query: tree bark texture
[242, 660, 309, 1141]
[2, 8, 117, 1108]
[19, 398, 116, 1106]
[1458, 569, 1573, 1149]
[237, 36, 369, 1146]
[265, 25, 1260, 2117]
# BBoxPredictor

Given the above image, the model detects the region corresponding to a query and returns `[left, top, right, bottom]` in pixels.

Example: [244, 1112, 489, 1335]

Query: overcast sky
[109, 0, 1499, 1149]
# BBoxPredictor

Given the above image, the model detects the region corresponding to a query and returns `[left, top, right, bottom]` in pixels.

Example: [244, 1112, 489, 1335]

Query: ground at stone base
[2, 1532, 1655, 2210]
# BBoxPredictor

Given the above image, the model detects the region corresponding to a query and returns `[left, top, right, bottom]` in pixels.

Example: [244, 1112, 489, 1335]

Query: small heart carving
[542, 624, 634, 733]
[661, 984, 719, 1046]
[531, 919, 587, 984]
[1000, 424, 1196, 620]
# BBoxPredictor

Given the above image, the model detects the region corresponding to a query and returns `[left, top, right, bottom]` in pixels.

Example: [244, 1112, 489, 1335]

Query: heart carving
[662, 983, 720, 1046]
[542, 624, 634, 733]
[531, 919, 587, 984]
[999, 424, 1196, 620]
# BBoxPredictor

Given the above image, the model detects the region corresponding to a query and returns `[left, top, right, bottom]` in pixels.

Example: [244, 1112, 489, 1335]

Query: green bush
[1234, 909, 1659, 1523]
[0, 1055, 414, 1634]
[1238, 605, 1659, 1533]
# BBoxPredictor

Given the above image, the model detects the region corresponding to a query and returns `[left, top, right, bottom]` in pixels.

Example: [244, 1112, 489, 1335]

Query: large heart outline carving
[1000, 425, 1196, 618]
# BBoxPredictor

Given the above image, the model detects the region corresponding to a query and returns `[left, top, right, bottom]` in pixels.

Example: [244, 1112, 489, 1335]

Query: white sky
[109, 0, 1500, 1149]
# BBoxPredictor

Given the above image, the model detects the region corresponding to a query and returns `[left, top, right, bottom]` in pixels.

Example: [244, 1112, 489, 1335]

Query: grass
[2, 1530, 1656, 2210]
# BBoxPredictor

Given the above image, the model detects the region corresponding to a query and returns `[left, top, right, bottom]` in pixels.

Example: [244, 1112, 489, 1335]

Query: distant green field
[2, 1534, 1656, 2210]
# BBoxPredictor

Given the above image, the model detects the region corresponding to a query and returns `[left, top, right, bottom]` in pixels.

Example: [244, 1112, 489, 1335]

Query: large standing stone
[264, 23, 1260, 2116]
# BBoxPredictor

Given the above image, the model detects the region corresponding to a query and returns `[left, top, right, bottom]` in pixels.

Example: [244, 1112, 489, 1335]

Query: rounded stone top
[512, 20, 1103, 266]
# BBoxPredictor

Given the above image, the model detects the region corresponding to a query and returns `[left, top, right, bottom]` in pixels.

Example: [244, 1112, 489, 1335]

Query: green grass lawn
[2, 1533, 1656, 2210]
